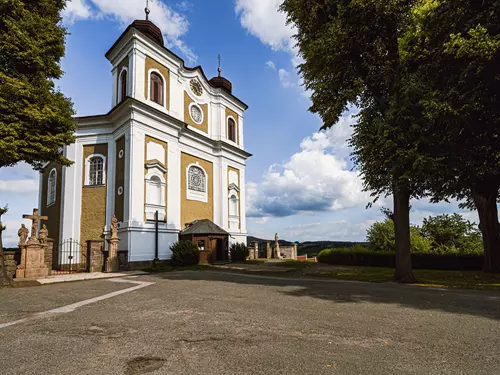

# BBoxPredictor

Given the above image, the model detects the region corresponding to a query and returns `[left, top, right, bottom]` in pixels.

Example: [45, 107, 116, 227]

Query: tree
[0, 0, 75, 170]
[281, 0, 425, 282]
[421, 214, 483, 255]
[0, 0, 76, 281]
[366, 218, 430, 253]
[402, 0, 500, 271]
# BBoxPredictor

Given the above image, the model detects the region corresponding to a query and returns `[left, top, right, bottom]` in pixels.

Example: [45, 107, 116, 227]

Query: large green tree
[281, 0, 428, 282]
[0, 0, 75, 169]
[402, 0, 500, 271]
[0, 0, 75, 281]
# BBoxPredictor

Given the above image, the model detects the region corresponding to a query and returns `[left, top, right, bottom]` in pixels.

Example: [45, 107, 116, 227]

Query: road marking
[0, 278, 154, 330]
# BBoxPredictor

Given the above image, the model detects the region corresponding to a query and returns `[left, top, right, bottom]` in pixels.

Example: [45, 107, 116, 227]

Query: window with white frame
[187, 164, 208, 202]
[150, 72, 164, 106]
[89, 156, 104, 186]
[228, 118, 236, 142]
[47, 169, 57, 206]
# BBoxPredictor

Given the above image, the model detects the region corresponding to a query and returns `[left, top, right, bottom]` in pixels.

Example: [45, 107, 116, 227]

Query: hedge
[318, 248, 484, 271]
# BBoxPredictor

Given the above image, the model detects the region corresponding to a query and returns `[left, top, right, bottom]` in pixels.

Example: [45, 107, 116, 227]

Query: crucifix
[23, 208, 48, 240]
[217, 53, 222, 77]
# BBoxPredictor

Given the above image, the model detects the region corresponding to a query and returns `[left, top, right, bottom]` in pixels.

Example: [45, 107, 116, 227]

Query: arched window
[120, 70, 127, 102]
[89, 157, 104, 186]
[229, 195, 238, 217]
[150, 72, 164, 106]
[228, 118, 236, 142]
[147, 175, 162, 206]
[188, 166, 206, 193]
[47, 169, 57, 206]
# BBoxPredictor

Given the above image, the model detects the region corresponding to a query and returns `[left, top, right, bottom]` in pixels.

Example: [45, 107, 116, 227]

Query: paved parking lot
[1, 271, 499, 374]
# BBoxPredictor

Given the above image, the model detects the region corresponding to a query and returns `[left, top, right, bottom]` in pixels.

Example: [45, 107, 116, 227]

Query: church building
[38, 15, 250, 267]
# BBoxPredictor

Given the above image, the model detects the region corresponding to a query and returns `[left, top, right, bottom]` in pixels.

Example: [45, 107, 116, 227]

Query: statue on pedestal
[38, 225, 48, 245]
[18, 224, 29, 247]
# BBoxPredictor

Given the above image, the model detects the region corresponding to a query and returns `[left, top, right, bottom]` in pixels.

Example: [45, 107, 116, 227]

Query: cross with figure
[23, 208, 48, 240]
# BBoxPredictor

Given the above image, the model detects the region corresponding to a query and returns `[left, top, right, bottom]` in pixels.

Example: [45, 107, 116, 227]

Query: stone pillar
[293, 244, 298, 260]
[87, 240, 105, 273]
[44, 238, 54, 271]
[105, 215, 120, 273]
[266, 242, 271, 259]
[3, 251, 16, 280]
[253, 241, 259, 260]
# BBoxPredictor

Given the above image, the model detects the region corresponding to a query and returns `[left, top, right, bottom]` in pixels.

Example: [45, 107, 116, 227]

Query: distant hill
[247, 236, 367, 256]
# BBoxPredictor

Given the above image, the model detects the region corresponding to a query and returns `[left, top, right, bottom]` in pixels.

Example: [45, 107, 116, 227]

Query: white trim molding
[84, 153, 107, 186]
[146, 68, 168, 112]
[186, 162, 208, 203]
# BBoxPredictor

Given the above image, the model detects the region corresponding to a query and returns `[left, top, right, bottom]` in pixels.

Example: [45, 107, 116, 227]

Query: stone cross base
[105, 238, 120, 273]
[16, 243, 49, 279]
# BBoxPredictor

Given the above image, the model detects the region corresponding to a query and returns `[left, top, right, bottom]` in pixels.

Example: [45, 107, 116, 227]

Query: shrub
[230, 243, 249, 262]
[170, 241, 200, 267]
[317, 248, 483, 271]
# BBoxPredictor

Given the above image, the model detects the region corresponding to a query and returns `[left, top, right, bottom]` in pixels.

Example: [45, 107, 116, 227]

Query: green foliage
[421, 214, 483, 255]
[366, 219, 430, 253]
[170, 241, 200, 267]
[230, 243, 249, 262]
[0, 0, 75, 170]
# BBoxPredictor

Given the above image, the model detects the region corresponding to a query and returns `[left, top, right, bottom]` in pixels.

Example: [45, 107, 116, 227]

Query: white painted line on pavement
[0, 279, 154, 330]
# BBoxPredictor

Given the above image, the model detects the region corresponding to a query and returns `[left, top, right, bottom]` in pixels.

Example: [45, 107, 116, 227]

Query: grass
[305, 265, 500, 291]
[142, 264, 212, 273]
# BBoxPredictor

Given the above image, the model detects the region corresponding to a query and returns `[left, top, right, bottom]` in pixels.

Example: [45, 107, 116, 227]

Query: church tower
[39, 10, 250, 268]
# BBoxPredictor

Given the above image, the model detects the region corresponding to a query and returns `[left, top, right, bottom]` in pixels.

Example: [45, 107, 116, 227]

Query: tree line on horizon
[281, 0, 500, 281]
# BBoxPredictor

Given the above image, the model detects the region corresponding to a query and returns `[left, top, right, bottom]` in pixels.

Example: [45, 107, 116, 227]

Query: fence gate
[57, 238, 88, 273]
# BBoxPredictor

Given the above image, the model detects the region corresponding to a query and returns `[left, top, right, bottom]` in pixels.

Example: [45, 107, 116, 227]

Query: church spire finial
[145, 0, 151, 21]
[217, 53, 222, 77]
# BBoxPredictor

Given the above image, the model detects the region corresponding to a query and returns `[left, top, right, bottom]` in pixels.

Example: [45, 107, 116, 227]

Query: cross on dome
[145, 0, 151, 21]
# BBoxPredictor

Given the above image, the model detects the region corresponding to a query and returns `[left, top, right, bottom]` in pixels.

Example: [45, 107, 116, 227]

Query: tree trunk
[472, 185, 500, 273]
[393, 186, 416, 283]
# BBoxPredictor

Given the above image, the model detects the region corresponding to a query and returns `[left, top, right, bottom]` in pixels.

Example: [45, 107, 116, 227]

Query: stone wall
[277, 244, 297, 260]
[87, 240, 105, 273]
[3, 251, 16, 279]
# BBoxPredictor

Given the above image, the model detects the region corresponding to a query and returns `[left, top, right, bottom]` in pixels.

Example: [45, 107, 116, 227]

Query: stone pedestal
[16, 241, 49, 279]
[105, 238, 119, 273]
[87, 240, 105, 273]
[266, 242, 271, 259]
[249, 241, 258, 260]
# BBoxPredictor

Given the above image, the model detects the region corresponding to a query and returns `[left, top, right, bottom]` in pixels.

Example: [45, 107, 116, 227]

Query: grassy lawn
[306, 265, 500, 291]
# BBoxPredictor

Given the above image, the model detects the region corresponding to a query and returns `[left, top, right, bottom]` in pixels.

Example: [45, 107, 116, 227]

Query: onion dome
[130, 20, 164, 47]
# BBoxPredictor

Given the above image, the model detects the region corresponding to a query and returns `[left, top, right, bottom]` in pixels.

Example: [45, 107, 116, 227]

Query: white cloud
[266, 61, 276, 70]
[0, 180, 39, 195]
[236, 0, 303, 90]
[63, 0, 93, 23]
[63, 0, 196, 63]
[278, 68, 293, 88]
[247, 113, 373, 218]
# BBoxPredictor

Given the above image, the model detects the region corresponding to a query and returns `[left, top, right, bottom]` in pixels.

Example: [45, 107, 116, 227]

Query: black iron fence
[57, 238, 88, 273]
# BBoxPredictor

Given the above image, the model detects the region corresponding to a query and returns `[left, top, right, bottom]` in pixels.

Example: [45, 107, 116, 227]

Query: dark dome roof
[209, 76, 232, 94]
[130, 20, 164, 47]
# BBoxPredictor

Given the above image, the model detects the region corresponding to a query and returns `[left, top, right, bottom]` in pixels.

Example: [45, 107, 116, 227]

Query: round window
[190, 105, 203, 124]
[118, 150, 124, 159]
[117, 186, 123, 196]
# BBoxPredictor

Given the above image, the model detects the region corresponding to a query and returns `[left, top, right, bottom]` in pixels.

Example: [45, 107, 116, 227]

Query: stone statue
[38, 224, 48, 245]
[275, 233, 279, 244]
[111, 215, 119, 239]
[18, 224, 29, 247]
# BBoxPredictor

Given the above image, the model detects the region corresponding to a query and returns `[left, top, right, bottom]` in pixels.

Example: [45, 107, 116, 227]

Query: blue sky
[0, 0, 476, 246]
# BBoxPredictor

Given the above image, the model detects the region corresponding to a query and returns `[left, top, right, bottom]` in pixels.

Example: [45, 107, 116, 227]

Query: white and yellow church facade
[39, 19, 250, 266]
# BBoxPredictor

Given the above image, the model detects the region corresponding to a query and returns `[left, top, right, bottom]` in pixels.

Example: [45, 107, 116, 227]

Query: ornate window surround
[186, 163, 208, 203]
[144, 169, 167, 221]
[147, 68, 168, 111]
[84, 153, 106, 186]
[188, 102, 204, 125]
[227, 115, 237, 143]
[118, 67, 128, 102]
[47, 168, 57, 207]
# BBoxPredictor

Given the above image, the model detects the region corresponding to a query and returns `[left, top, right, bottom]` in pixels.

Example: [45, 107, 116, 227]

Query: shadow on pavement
[148, 270, 500, 321]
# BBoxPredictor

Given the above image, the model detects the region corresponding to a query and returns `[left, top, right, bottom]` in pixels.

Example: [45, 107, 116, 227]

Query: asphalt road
[1, 271, 499, 375]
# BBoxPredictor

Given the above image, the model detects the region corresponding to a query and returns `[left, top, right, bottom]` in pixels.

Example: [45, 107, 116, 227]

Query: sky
[0, 0, 477, 246]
